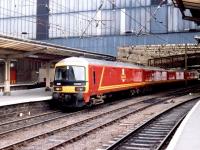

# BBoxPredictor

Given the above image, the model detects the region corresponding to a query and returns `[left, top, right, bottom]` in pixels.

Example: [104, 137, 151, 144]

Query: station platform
[0, 82, 45, 92]
[166, 100, 200, 150]
[0, 88, 52, 107]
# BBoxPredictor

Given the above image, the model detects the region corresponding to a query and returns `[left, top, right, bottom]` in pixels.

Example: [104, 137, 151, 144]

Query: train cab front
[53, 65, 87, 108]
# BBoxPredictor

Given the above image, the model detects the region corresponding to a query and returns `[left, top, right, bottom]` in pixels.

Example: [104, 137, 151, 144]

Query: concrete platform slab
[0, 88, 52, 107]
[166, 100, 200, 150]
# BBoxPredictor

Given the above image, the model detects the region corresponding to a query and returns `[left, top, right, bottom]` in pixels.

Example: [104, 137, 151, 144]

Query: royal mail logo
[121, 69, 126, 82]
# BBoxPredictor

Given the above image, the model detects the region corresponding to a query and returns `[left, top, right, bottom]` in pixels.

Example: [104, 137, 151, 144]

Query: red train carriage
[53, 57, 145, 107]
[143, 69, 154, 82]
[53, 57, 198, 108]
[167, 70, 176, 80]
[185, 71, 198, 80]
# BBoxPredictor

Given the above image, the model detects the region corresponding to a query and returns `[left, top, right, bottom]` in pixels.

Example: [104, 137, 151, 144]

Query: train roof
[143, 66, 165, 71]
[57, 57, 143, 68]
[57, 57, 167, 71]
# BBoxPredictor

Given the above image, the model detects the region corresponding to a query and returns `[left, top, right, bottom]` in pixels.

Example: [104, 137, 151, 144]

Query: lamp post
[194, 35, 200, 44]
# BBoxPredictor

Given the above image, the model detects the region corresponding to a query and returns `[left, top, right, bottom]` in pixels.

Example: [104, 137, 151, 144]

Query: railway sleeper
[153, 122, 175, 125]
[135, 136, 164, 140]
[146, 129, 171, 132]
[130, 139, 160, 144]
[126, 142, 152, 147]
[148, 126, 172, 130]
[128, 141, 155, 147]
[150, 124, 174, 128]
[121, 145, 151, 150]
[141, 131, 168, 134]
[137, 133, 166, 137]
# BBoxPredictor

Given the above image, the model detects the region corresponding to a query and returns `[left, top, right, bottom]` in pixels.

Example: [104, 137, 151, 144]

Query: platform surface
[0, 88, 52, 107]
[166, 100, 200, 150]
[0, 82, 35, 88]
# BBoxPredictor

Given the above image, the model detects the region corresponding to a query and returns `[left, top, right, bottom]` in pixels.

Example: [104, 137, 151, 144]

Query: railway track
[104, 98, 199, 150]
[0, 85, 195, 138]
[0, 110, 78, 137]
[1, 86, 199, 150]
[0, 96, 145, 138]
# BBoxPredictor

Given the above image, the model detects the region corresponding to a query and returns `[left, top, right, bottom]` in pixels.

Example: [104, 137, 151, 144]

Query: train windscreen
[55, 66, 85, 81]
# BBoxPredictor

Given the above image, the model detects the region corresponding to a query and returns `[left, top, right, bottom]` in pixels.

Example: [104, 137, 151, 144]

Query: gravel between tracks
[0, 90, 198, 149]
[0, 93, 162, 148]
[59, 94, 200, 150]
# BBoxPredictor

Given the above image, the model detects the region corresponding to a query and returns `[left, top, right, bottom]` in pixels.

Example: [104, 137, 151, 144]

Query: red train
[52, 57, 198, 107]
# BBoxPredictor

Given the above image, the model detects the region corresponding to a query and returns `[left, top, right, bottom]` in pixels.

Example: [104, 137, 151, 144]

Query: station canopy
[0, 34, 115, 61]
[172, 0, 200, 25]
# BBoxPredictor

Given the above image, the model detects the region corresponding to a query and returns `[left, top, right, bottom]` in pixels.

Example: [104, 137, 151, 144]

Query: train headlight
[54, 87, 62, 91]
[75, 87, 85, 92]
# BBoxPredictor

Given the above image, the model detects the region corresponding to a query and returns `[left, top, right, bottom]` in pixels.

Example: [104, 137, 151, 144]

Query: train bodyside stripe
[98, 67, 105, 90]
[98, 79, 189, 91]
[99, 82, 146, 91]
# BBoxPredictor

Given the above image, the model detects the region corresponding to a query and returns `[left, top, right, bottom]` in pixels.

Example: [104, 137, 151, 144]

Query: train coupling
[90, 98, 104, 105]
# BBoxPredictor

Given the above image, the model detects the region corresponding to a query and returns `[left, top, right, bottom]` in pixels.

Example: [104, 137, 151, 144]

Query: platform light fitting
[21, 32, 28, 35]
[28, 55, 39, 58]
[194, 35, 200, 44]
[10, 63, 15, 67]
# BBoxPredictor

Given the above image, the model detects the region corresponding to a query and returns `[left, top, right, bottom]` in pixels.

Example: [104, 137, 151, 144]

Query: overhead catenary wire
[0, 0, 179, 44]
[39, 0, 111, 37]
[1, 0, 114, 38]
[80, 0, 104, 38]
[0, 0, 128, 39]
[0, 6, 81, 38]
[0, 0, 83, 38]
[136, 0, 166, 36]
[47, 0, 118, 37]
[106, 0, 168, 43]
[50, 0, 167, 34]
[44, 0, 169, 48]
[134, 0, 187, 43]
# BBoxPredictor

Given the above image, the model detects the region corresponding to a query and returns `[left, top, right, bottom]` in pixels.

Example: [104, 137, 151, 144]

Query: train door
[89, 65, 99, 95]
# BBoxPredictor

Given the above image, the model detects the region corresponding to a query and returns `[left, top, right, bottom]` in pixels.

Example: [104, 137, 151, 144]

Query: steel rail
[105, 97, 199, 150]
[0, 85, 199, 149]
[0, 83, 197, 137]
[1, 94, 179, 150]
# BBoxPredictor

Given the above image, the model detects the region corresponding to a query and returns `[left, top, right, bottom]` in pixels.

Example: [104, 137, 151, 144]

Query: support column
[3, 59, 11, 96]
[45, 62, 51, 91]
[36, 0, 49, 40]
[185, 44, 188, 86]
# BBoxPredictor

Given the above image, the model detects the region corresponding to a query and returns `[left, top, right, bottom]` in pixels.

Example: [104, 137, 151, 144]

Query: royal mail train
[52, 57, 198, 107]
